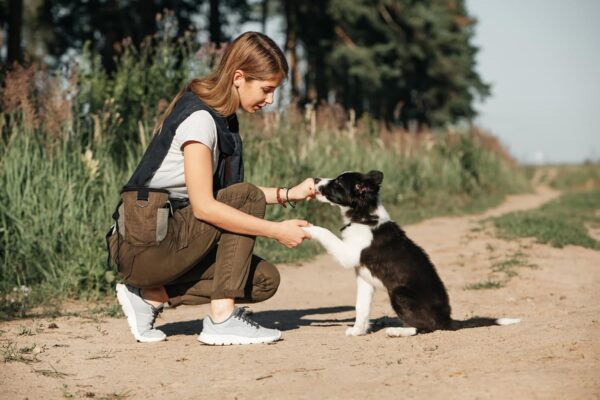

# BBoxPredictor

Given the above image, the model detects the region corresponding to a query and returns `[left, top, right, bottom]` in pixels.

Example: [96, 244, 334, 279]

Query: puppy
[303, 170, 520, 337]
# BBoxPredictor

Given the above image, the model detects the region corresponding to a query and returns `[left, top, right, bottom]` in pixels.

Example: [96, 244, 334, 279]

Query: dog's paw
[301, 226, 317, 236]
[345, 326, 368, 336]
[385, 327, 417, 337]
[302, 225, 328, 241]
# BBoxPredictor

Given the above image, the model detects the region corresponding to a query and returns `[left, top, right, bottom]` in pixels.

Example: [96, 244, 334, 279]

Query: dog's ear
[366, 170, 384, 186]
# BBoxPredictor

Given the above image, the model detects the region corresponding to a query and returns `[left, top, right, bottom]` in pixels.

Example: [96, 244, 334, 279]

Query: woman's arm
[258, 179, 316, 205]
[184, 143, 309, 247]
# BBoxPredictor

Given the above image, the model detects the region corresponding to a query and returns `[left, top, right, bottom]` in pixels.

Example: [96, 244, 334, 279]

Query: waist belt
[170, 197, 190, 211]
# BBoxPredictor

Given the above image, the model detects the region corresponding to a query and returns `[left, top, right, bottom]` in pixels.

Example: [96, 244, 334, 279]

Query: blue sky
[466, 0, 600, 164]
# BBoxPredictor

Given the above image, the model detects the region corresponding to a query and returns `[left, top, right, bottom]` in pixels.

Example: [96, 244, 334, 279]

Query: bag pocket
[118, 188, 171, 247]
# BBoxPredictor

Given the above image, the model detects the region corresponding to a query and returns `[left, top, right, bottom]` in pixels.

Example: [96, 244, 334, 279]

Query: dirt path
[2, 186, 599, 400]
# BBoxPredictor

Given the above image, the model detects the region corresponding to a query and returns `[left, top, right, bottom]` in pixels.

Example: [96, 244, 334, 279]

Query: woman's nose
[265, 92, 274, 104]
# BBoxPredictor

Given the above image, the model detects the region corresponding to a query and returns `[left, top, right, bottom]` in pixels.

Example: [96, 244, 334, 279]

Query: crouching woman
[107, 32, 315, 345]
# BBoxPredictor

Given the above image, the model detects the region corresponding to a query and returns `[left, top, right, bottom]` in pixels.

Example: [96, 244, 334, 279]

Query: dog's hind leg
[346, 276, 374, 336]
[385, 327, 417, 337]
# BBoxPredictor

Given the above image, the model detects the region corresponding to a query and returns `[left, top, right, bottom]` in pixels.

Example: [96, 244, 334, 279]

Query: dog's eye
[355, 184, 367, 193]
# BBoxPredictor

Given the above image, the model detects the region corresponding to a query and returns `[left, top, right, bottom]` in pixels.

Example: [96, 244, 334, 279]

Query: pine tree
[290, 0, 490, 128]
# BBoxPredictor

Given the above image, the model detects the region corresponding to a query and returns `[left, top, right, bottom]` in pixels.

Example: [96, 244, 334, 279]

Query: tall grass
[0, 28, 529, 317]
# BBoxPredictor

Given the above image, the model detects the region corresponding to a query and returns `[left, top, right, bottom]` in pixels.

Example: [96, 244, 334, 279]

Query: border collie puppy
[303, 170, 520, 337]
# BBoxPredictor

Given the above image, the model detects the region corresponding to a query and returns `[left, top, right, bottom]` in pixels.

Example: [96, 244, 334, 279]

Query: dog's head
[314, 170, 384, 223]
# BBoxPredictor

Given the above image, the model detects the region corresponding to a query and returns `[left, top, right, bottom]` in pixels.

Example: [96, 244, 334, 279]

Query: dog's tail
[449, 317, 521, 331]
[495, 318, 521, 326]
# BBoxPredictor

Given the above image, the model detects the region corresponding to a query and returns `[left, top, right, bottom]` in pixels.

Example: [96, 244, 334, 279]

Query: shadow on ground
[156, 307, 507, 337]
[158, 305, 356, 336]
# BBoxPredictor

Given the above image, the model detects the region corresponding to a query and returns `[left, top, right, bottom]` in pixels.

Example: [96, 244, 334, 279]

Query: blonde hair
[154, 31, 288, 135]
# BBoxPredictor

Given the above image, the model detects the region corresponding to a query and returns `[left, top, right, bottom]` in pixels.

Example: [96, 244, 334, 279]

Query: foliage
[7, 0, 488, 129]
[290, 0, 489, 127]
[38, 2, 200, 70]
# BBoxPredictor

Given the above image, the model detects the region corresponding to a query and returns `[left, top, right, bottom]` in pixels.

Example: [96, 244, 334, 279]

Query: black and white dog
[303, 170, 520, 337]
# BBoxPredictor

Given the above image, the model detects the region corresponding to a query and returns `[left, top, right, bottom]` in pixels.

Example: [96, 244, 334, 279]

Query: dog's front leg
[302, 226, 360, 269]
[346, 276, 374, 336]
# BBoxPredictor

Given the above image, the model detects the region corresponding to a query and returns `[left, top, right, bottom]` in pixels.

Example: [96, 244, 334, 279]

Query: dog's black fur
[360, 221, 452, 332]
[315, 171, 513, 333]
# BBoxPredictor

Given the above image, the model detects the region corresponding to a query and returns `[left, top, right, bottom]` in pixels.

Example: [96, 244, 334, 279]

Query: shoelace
[150, 306, 164, 329]
[234, 307, 260, 329]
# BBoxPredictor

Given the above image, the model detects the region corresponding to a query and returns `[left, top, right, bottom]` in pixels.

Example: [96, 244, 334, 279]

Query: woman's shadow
[158, 305, 355, 336]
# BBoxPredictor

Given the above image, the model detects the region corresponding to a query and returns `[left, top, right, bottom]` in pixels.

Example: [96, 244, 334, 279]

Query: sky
[466, 0, 600, 164]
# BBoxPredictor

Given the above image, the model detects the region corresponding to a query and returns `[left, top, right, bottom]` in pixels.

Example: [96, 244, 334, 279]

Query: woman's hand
[274, 219, 312, 248]
[288, 178, 317, 201]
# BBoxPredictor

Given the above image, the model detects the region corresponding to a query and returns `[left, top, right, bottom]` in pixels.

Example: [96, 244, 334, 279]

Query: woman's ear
[233, 70, 245, 88]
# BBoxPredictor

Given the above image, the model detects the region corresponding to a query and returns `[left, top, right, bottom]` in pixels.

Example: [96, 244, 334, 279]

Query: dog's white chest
[341, 224, 373, 250]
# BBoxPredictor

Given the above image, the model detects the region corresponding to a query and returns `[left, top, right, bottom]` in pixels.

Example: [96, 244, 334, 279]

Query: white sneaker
[198, 307, 281, 345]
[116, 283, 166, 343]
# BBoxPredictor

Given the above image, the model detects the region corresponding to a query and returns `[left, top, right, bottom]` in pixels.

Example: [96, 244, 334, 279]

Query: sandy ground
[1, 186, 599, 400]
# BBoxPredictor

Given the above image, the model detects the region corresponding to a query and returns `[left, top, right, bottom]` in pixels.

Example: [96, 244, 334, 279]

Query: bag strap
[106, 200, 122, 273]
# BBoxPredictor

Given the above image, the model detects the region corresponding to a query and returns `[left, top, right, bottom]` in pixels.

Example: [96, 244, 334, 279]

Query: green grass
[491, 250, 536, 277]
[464, 279, 505, 290]
[531, 163, 600, 190]
[1, 341, 42, 364]
[493, 188, 600, 249]
[463, 248, 536, 290]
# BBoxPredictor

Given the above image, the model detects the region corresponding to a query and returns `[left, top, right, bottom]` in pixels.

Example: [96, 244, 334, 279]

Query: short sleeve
[175, 110, 217, 151]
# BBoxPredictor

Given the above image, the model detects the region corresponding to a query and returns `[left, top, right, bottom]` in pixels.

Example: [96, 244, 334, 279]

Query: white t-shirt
[148, 110, 219, 199]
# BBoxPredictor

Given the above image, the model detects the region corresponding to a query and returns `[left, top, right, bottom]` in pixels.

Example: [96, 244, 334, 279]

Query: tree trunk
[283, 0, 299, 98]
[261, 0, 269, 33]
[209, 0, 222, 45]
[7, 0, 23, 64]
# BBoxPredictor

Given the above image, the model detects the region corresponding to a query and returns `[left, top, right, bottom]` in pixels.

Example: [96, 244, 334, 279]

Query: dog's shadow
[158, 305, 355, 336]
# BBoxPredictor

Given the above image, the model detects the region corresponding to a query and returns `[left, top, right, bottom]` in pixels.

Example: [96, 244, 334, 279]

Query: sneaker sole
[198, 332, 282, 346]
[116, 284, 166, 343]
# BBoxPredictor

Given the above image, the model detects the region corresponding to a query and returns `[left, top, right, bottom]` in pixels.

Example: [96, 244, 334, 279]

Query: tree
[281, 0, 489, 128]
[7, 0, 23, 64]
[35, 1, 198, 70]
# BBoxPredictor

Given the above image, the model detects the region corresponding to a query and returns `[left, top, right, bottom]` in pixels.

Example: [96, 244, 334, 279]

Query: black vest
[124, 91, 244, 195]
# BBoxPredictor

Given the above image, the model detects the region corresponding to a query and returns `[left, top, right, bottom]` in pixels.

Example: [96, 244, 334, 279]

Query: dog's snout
[314, 177, 321, 184]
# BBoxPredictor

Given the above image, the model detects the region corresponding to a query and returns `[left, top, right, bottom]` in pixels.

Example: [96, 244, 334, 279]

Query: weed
[32, 364, 72, 378]
[2, 341, 42, 364]
[97, 390, 132, 400]
[491, 250, 535, 278]
[86, 350, 114, 360]
[464, 279, 505, 290]
[62, 384, 75, 398]
[17, 325, 35, 336]
[95, 324, 109, 336]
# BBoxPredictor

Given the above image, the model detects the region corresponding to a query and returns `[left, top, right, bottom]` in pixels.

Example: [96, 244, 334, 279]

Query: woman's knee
[253, 260, 280, 302]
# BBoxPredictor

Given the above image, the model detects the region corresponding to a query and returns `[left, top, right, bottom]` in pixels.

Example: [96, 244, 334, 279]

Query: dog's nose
[314, 177, 321, 184]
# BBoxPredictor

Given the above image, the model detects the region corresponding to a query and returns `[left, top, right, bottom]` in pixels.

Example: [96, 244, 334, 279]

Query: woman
[110, 32, 315, 345]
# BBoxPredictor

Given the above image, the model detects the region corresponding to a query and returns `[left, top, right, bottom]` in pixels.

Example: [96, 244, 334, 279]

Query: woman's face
[234, 71, 282, 113]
